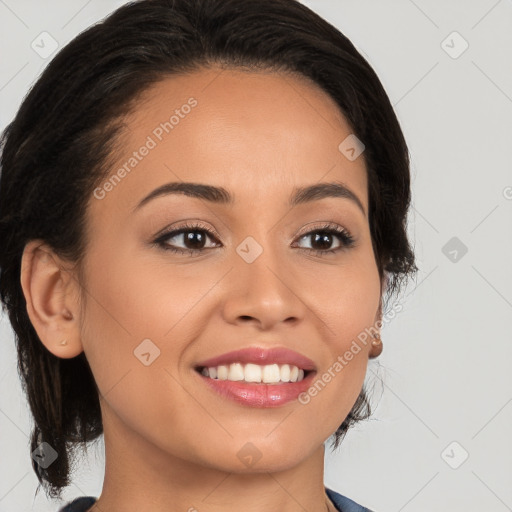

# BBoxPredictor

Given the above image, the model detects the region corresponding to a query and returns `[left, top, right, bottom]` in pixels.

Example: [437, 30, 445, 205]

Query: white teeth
[199, 362, 308, 383]
[217, 365, 228, 380]
[262, 364, 281, 383]
[244, 363, 262, 382]
[280, 364, 291, 382]
[228, 363, 245, 381]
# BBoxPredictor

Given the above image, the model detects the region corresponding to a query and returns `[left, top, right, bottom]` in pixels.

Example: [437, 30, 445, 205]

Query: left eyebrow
[132, 180, 366, 216]
[289, 181, 366, 216]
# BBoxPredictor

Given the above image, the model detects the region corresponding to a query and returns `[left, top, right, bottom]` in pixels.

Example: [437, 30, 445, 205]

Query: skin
[21, 67, 383, 512]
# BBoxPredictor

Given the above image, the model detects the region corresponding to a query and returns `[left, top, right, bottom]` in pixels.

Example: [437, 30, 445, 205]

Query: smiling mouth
[195, 362, 314, 384]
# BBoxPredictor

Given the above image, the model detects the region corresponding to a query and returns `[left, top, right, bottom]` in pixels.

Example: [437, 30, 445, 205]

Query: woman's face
[75, 68, 382, 472]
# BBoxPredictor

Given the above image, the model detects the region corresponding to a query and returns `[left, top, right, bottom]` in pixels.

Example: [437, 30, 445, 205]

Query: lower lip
[195, 369, 316, 408]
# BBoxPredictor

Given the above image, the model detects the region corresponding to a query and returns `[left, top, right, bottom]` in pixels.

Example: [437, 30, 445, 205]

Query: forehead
[92, 67, 368, 214]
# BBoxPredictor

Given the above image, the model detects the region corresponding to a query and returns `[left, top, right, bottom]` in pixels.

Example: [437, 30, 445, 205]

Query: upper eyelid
[154, 220, 218, 238]
[295, 222, 351, 237]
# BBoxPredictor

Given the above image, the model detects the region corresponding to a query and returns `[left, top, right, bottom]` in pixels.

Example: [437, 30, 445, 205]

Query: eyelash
[152, 221, 356, 257]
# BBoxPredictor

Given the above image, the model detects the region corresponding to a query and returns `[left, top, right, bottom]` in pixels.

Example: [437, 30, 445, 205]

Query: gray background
[1, 1, 511, 511]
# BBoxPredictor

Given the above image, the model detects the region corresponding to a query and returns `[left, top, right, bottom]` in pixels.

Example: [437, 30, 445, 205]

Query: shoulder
[325, 486, 376, 512]
[57, 496, 97, 512]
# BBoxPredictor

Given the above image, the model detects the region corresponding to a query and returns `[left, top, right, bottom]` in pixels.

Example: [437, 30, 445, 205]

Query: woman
[0, 0, 417, 511]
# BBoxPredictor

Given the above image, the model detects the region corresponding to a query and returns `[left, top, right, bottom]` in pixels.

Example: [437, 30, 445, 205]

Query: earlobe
[20, 240, 84, 359]
[370, 295, 384, 359]
[369, 332, 383, 359]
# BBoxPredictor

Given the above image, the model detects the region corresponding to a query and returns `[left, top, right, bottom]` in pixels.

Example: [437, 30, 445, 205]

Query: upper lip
[195, 346, 317, 371]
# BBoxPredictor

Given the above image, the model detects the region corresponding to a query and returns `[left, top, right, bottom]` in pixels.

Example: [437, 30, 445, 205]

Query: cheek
[77, 252, 200, 452]
[78, 244, 226, 402]
[307, 251, 381, 345]
[80, 239, 211, 338]
[298, 255, 380, 424]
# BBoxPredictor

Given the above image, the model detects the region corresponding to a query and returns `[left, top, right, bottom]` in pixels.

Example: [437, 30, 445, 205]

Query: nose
[221, 248, 307, 331]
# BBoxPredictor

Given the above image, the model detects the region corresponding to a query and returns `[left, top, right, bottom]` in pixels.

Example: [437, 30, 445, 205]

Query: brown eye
[293, 224, 355, 255]
[153, 222, 355, 257]
[154, 223, 220, 255]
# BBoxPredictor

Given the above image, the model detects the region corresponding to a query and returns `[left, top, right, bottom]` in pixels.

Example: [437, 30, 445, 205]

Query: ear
[20, 240, 84, 359]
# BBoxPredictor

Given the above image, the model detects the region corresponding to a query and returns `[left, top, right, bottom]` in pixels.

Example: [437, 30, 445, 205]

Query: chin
[202, 436, 316, 474]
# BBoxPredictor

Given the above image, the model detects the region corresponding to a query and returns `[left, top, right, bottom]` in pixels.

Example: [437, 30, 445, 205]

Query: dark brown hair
[0, 0, 417, 500]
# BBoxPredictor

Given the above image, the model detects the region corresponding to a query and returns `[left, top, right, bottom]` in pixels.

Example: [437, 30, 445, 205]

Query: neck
[89, 403, 335, 512]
